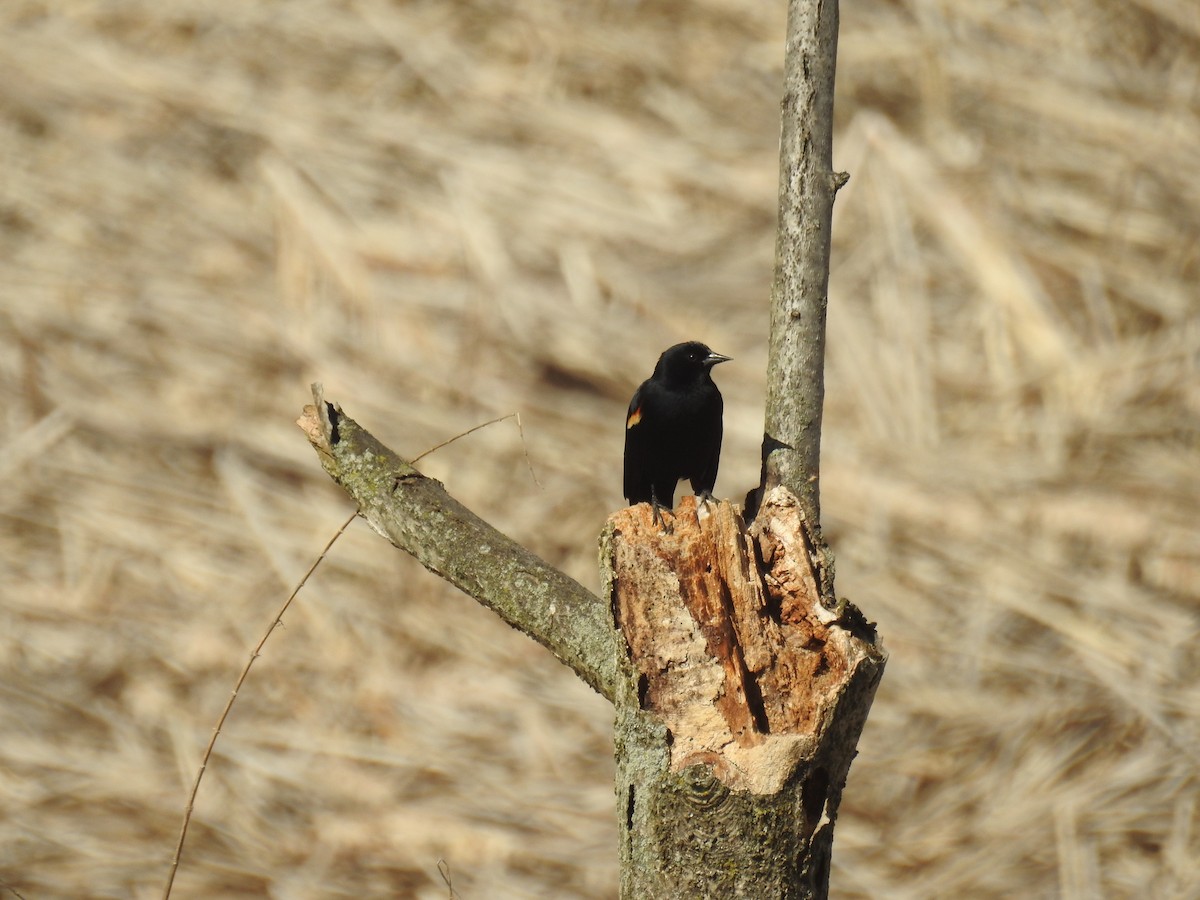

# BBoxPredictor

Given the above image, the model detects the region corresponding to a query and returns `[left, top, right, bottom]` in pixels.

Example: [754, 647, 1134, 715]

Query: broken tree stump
[602, 487, 885, 899]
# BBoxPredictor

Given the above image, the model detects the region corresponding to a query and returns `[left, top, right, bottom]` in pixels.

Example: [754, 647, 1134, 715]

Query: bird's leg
[696, 489, 717, 510]
[650, 490, 674, 533]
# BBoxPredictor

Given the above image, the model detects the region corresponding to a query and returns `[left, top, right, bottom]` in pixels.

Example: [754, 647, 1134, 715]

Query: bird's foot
[651, 499, 675, 533]
[697, 490, 717, 510]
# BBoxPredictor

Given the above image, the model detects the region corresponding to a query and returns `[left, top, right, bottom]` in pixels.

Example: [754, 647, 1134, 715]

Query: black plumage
[623, 341, 730, 514]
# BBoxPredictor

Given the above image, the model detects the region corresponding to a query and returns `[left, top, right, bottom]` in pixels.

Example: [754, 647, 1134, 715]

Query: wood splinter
[609, 489, 882, 793]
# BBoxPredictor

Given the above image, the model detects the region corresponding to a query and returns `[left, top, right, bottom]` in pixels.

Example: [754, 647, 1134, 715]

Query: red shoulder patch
[626, 407, 642, 429]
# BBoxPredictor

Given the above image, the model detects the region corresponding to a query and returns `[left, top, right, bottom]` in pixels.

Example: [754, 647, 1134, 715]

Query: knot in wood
[677, 765, 730, 810]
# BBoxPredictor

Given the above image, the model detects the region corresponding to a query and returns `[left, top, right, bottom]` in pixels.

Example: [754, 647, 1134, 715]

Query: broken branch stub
[610, 489, 883, 793]
[609, 489, 883, 897]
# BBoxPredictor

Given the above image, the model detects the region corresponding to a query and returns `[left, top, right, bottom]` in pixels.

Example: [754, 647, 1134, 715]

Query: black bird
[623, 341, 730, 521]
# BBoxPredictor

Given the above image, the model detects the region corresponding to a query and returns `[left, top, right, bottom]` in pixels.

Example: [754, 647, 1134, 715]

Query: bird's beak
[704, 351, 732, 368]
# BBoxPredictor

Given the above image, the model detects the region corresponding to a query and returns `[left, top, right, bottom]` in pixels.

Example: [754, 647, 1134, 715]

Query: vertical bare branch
[762, 0, 845, 527]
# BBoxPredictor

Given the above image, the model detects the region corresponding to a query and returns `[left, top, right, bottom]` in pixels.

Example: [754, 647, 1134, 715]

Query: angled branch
[298, 384, 617, 701]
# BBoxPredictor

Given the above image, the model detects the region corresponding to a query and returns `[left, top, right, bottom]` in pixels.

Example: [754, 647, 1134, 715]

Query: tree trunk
[599, 0, 883, 890]
[604, 495, 882, 898]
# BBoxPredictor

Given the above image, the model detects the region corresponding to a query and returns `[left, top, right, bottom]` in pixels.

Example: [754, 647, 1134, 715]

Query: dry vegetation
[2, 0, 1198, 897]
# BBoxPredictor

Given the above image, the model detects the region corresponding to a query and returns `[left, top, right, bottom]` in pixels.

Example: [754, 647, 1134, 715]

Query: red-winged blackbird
[624, 341, 730, 520]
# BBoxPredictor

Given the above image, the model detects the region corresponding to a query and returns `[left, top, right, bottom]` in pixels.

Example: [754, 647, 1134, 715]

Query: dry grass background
[2, 0, 1198, 897]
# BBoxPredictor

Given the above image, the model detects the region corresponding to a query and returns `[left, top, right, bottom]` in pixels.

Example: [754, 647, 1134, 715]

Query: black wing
[690, 391, 723, 496]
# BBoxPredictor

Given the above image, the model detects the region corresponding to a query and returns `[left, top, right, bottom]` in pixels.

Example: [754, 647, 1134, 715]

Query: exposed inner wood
[610, 487, 870, 793]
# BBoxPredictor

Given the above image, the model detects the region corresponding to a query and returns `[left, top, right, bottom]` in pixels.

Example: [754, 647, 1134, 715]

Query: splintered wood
[610, 487, 870, 794]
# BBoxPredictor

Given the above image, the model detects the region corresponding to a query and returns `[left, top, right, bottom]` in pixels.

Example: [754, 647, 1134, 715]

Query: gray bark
[761, 0, 848, 528]
[298, 385, 617, 700]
